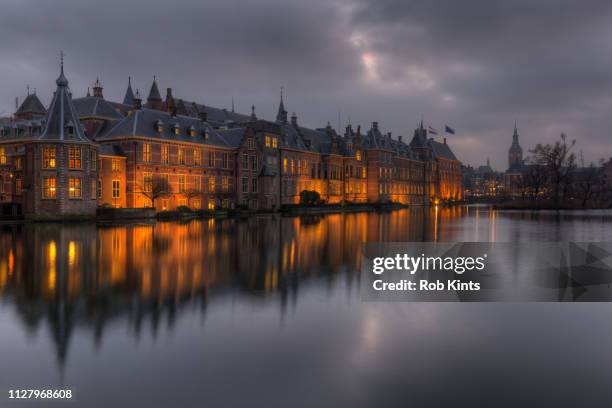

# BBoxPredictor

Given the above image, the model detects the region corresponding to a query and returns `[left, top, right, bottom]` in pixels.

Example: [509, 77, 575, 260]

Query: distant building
[504, 123, 525, 197]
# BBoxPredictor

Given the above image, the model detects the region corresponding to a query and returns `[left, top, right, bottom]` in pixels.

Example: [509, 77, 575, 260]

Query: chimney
[398, 135, 402, 143]
[372, 121, 378, 130]
[93, 77, 103, 98]
[133, 89, 142, 110]
[387, 132, 392, 139]
[291, 112, 298, 127]
[198, 106, 208, 122]
[165, 88, 175, 112]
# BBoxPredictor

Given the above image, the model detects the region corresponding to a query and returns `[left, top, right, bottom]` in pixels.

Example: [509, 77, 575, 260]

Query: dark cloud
[1, 0, 612, 167]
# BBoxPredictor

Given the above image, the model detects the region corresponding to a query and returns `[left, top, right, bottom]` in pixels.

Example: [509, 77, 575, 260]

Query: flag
[427, 126, 438, 135]
[445, 125, 455, 134]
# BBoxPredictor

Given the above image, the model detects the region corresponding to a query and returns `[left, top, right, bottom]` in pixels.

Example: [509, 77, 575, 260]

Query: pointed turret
[39, 56, 89, 142]
[92, 77, 103, 98]
[146, 76, 162, 110]
[250, 104, 257, 121]
[276, 86, 287, 123]
[123, 76, 135, 106]
[508, 121, 523, 170]
[15, 92, 46, 120]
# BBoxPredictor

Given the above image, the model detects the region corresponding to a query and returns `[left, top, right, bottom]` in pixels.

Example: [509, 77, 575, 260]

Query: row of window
[241, 154, 258, 171]
[142, 173, 233, 193]
[41, 146, 97, 170]
[241, 177, 258, 194]
[42, 176, 97, 199]
[142, 143, 229, 168]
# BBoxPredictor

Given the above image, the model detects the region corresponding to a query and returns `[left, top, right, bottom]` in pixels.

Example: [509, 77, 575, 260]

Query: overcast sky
[2, 0, 612, 168]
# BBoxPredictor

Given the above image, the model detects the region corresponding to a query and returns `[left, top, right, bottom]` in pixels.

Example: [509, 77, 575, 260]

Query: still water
[2, 206, 612, 407]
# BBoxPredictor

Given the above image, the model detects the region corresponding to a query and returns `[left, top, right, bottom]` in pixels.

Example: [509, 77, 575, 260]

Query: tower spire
[276, 86, 287, 123]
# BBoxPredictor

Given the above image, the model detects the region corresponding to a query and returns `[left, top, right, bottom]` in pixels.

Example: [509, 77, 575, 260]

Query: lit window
[14, 157, 22, 170]
[143, 172, 152, 192]
[161, 145, 169, 164]
[208, 151, 215, 167]
[178, 175, 186, 193]
[193, 199, 201, 209]
[42, 146, 56, 169]
[15, 178, 22, 195]
[112, 159, 120, 171]
[209, 176, 216, 192]
[356, 150, 361, 161]
[43, 177, 56, 198]
[178, 148, 185, 165]
[69, 146, 81, 169]
[112, 180, 120, 198]
[283, 158, 288, 174]
[265, 136, 271, 148]
[0, 148, 6, 165]
[69, 177, 81, 199]
[178, 198, 187, 207]
[222, 176, 229, 192]
[142, 143, 151, 162]
[208, 199, 215, 210]
[194, 149, 201, 166]
[272, 138, 278, 148]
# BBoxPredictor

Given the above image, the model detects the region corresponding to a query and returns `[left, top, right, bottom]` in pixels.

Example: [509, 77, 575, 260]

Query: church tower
[508, 122, 523, 170]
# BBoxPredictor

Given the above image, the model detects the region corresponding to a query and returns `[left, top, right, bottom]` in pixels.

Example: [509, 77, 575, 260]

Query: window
[161, 145, 169, 164]
[142, 143, 151, 162]
[247, 138, 255, 150]
[91, 150, 97, 170]
[242, 177, 248, 193]
[91, 179, 97, 199]
[14, 157, 22, 170]
[222, 152, 229, 169]
[143, 172, 152, 192]
[290, 159, 295, 175]
[112, 159, 120, 171]
[0, 148, 5, 165]
[356, 150, 361, 161]
[251, 177, 257, 193]
[208, 151, 215, 167]
[178, 148, 185, 165]
[69, 177, 81, 199]
[178, 198, 187, 207]
[194, 175, 201, 191]
[68, 146, 81, 169]
[208, 199, 215, 210]
[98, 179, 102, 198]
[283, 158, 288, 174]
[43, 177, 56, 198]
[178, 175, 186, 193]
[265, 136, 271, 148]
[193, 199, 201, 210]
[251, 156, 257, 171]
[42, 146, 56, 169]
[15, 178, 22, 195]
[161, 199, 169, 210]
[272, 137, 278, 148]
[112, 180, 120, 198]
[209, 176, 216, 192]
[222, 176, 229, 192]
[222, 199, 230, 209]
[242, 154, 248, 170]
[194, 149, 201, 166]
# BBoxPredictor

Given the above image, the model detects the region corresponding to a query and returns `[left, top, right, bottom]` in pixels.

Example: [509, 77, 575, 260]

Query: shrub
[299, 190, 321, 206]
[176, 205, 192, 213]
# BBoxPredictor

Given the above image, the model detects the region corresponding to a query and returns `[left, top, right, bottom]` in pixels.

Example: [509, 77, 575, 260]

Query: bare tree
[530, 133, 576, 208]
[184, 188, 202, 209]
[522, 163, 547, 199]
[576, 161, 605, 207]
[136, 175, 171, 209]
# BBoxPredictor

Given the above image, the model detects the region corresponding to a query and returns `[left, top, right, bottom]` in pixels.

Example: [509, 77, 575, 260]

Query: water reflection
[2, 206, 612, 390]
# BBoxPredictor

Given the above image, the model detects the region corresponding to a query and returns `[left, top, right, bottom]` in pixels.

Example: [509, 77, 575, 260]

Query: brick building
[0, 64, 462, 216]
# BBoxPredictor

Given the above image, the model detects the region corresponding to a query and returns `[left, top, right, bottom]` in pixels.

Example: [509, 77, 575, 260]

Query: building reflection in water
[0, 207, 470, 368]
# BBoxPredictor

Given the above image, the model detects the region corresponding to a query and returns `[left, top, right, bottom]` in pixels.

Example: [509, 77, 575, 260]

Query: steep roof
[147, 78, 161, 101]
[217, 127, 246, 148]
[15, 93, 46, 117]
[123, 77, 135, 106]
[73, 96, 124, 120]
[97, 108, 233, 148]
[38, 65, 90, 142]
[430, 140, 458, 161]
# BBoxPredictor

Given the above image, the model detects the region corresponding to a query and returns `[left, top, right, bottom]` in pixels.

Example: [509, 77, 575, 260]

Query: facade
[0, 64, 462, 216]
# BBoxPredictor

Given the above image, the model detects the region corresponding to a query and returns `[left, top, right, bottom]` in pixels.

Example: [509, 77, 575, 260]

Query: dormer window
[173, 123, 180, 135]
[190, 126, 197, 137]
[356, 150, 362, 161]
[155, 120, 164, 133]
[65, 120, 75, 136]
[204, 129, 209, 140]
